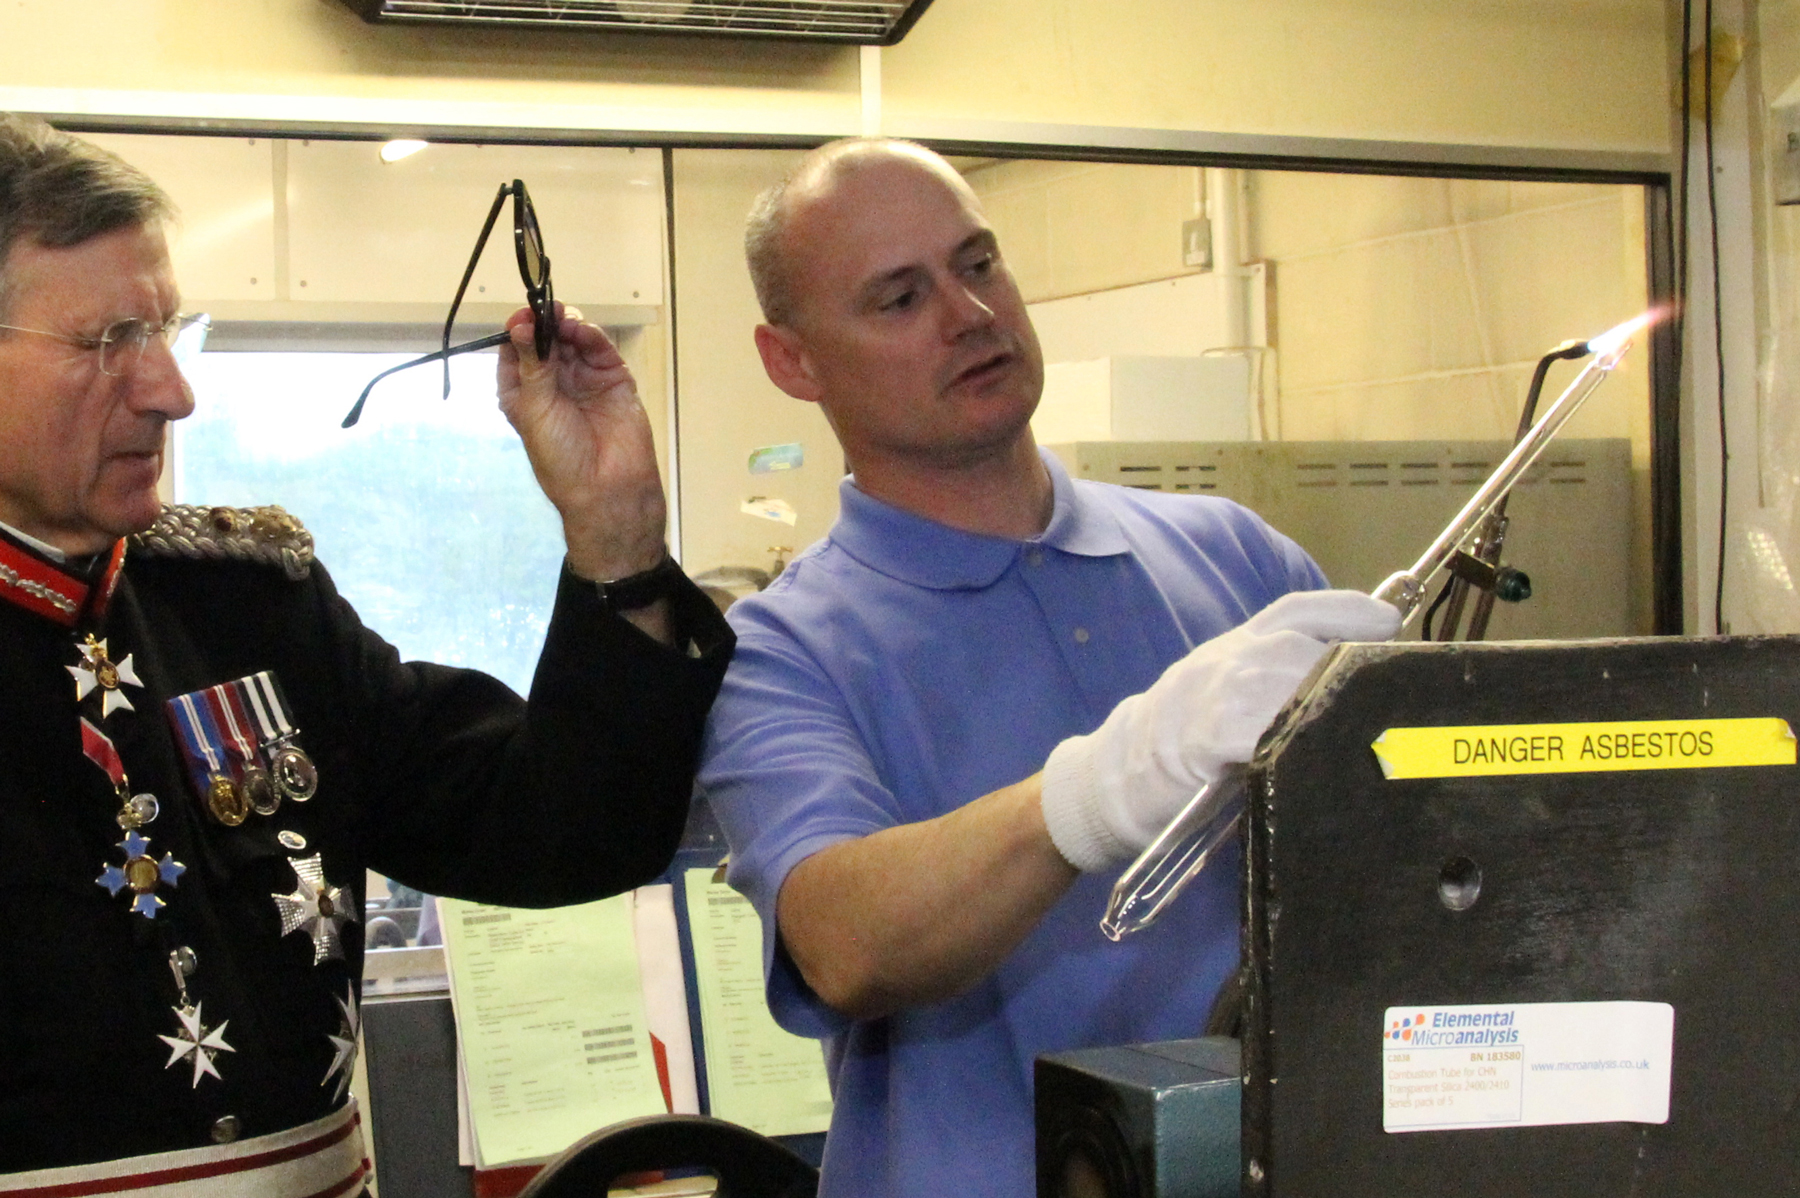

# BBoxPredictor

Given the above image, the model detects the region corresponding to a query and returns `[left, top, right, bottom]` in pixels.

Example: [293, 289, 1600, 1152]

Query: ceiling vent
[340, 0, 936, 44]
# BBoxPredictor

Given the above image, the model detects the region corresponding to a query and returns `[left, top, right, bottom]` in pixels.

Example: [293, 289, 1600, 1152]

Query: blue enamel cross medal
[96, 829, 185, 919]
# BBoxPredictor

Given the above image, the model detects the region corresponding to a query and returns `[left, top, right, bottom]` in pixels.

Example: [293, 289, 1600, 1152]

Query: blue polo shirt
[699, 449, 1325, 1197]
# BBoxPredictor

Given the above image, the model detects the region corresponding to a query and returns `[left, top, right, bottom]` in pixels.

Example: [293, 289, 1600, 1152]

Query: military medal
[95, 828, 185, 919]
[160, 1003, 234, 1086]
[241, 671, 319, 802]
[68, 634, 142, 716]
[159, 947, 235, 1087]
[206, 776, 247, 826]
[270, 741, 319, 802]
[157, 948, 233, 1087]
[323, 984, 360, 1102]
[209, 680, 281, 817]
[168, 690, 249, 826]
[273, 853, 359, 965]
[79, 717, 180, 918]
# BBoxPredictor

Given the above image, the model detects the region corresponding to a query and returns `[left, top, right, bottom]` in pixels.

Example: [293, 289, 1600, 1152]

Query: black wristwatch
[593, 553, 685, 612]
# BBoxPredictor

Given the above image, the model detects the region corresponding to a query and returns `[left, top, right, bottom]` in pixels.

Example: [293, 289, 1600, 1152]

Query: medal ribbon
[242, 670, 299, 742]
[168, 691, 232, 799]
[202, 684, 259, 771]
[79, 716, 128, 791]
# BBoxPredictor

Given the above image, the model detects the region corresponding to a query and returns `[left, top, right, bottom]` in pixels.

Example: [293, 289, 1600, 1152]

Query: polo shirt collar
[830, 447, 1131, 590]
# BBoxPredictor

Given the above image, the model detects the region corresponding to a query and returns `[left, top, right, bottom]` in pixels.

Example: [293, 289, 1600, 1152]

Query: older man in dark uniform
[0, 114, 731, 1192]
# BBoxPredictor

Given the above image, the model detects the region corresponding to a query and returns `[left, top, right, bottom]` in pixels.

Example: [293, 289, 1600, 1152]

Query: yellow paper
[439, 894, 667, 1167]
[1372, 718, 1796, 780]
[684, 868, 833, 1137]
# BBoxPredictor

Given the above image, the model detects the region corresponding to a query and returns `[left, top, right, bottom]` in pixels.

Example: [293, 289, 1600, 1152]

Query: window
[177, 347, 564, 696]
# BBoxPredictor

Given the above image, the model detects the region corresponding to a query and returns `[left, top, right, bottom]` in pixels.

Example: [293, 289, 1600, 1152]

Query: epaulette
[129, 504, 314, 581]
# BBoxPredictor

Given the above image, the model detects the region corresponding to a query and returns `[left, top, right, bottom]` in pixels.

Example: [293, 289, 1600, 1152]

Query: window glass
[176, 348, 563, 696]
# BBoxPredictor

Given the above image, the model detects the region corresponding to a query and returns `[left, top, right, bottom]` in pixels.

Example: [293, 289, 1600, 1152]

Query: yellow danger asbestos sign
[1371, 718, 1796, 780]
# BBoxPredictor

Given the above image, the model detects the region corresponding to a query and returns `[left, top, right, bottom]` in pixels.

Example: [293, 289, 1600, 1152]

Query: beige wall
[670, 150, 842, 578]
[964, 157, 1657, 630]
[889, 0, 1669, 151]
[966, 160, 1207, 303]
[1249, 171, 1653, 630]
[2, 0, 1669, 153]
[1251, 175, 1650, 442]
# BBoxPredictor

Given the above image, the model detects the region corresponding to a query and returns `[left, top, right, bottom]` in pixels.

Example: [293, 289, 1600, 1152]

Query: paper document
[684, 868, 833, 1136]
[440, 894, 668, 1167]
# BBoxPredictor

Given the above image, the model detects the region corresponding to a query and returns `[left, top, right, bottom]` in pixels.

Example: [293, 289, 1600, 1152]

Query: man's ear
[754, 323, 823, 404]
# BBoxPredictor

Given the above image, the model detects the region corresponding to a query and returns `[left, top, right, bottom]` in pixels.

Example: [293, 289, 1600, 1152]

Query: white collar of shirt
[0, 517, 69, 563]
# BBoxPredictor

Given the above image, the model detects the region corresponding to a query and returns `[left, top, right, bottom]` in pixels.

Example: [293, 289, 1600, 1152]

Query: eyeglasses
[341, 179, 554, 428]
[0, 312, 211, 376]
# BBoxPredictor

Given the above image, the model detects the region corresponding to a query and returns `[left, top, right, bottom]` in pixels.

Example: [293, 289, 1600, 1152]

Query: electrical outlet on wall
[1774, 102, 1800, 205]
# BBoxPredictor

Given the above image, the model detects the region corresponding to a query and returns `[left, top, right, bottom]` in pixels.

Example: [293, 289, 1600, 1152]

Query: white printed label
[1382, 1001, 1673, 1132]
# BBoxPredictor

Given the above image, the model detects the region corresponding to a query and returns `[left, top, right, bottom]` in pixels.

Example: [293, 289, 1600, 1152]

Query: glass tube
[1099, 315, 1648, 941]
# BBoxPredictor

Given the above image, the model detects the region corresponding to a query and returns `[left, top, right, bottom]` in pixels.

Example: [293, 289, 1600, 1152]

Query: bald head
[744, 134, 1044, 495]
[745, 138, 976, 329]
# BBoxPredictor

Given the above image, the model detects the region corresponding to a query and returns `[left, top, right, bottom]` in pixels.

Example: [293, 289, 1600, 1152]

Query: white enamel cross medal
[159, 1001, 236, 1088]
[323, 984, 359, 1103]
[69, 634, 141, 716]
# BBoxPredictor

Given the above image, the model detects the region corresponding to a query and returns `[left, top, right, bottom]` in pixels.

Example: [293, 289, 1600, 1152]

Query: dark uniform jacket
[0, 507, 732, 1172]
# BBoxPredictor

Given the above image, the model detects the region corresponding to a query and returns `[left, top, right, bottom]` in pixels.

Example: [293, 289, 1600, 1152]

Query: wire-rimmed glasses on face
[341, 178, 554, 428]
[0, 312, 211, 376]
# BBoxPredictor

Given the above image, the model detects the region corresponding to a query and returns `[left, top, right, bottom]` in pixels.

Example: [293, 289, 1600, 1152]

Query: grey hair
[744, 137, 944, 328]
[0, 114, 172, 320]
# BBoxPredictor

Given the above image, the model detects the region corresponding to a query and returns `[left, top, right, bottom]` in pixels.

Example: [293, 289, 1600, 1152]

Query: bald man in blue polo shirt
[699, 139, 1400, 1198]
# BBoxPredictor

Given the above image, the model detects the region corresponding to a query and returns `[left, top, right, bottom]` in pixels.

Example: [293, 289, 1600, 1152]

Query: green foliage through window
[176, 350, 564, 695]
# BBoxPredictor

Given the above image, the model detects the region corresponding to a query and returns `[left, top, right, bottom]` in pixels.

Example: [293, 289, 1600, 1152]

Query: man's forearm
[775, 772, 1079, 1021]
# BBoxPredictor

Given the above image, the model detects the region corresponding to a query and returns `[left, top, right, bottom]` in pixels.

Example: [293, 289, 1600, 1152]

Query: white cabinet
[285, 140, 663, 310]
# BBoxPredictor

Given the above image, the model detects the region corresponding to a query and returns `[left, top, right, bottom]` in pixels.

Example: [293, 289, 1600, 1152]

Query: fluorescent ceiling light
[380, 139, 429, 164]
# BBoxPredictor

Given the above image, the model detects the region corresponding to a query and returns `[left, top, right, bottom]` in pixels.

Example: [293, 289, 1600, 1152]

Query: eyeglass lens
[100, 314, 210, 376]
[518, 215, 544, 287]
[512, 183, 555, 361]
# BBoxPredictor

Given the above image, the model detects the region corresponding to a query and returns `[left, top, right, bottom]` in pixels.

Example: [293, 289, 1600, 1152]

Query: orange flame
[1585, 309, 1660, 359]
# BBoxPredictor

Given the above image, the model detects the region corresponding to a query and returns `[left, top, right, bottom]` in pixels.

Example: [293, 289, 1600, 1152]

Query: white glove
[1040, 590, 1401, 872]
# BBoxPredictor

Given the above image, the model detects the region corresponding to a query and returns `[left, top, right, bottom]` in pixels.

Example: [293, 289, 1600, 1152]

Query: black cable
[1675, 2, 1695, 629]
[1515, 341, 1592, 442]
[1421, 575, 1455, 642]
[1705, 5, 1728, 634]
[1678, 0, 1692, 328]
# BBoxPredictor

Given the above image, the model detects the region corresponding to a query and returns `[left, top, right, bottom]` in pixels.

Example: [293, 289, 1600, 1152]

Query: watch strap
[593, 553, 684, 612]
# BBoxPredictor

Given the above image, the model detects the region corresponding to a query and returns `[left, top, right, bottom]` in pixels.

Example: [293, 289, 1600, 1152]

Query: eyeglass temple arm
[340, 330, 511, 428]
[441, 183, 516, 400]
